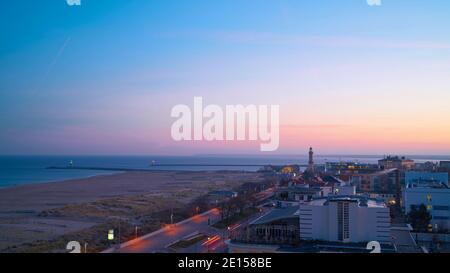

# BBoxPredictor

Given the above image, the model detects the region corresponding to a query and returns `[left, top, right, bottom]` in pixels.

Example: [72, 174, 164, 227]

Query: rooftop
[276, 185, 323, 195]
[379, 156, 413, 162]
[251, 206, 299, 225]
[208, 190, 238, 197]
[406, 182, 450, 190]
[321, 175, 346, 185]
[306, 195, 386, 208]
[372, 168, 398, 176]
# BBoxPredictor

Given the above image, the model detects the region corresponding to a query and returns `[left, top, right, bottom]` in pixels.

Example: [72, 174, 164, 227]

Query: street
[113, 209, 222, 253]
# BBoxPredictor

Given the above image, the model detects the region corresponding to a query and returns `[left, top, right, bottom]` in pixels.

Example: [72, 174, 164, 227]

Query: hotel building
[378, 156, 415, 170]
[299, 196, 391, 243]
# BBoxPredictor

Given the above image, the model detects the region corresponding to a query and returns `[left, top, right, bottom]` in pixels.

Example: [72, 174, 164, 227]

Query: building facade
[350, 169, 399, 194]
[405, 171, 448, 186]
[231, 206, 300, 246]
[404, 181, 450, 232]
[378, 156, 415, 170]
[439, 161, 450, 171]
[274, 185, 332, 207]
[299, 196, 391, 243]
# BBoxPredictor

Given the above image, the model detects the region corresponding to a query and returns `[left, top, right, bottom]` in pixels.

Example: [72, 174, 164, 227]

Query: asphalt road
[110, 188, 274, 253]
[116, 209, 223, 253]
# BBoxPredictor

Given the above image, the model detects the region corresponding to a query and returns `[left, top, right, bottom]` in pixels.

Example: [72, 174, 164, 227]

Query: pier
[46, 163, 317, 172]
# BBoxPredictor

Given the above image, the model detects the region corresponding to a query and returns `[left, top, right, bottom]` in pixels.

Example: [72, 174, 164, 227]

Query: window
[337, 201, 350, 242]
[433, 216, 449, 220]
[433, 205, 450, 211]
[427, 205, 433, 211]
[426, 194, 432, 202]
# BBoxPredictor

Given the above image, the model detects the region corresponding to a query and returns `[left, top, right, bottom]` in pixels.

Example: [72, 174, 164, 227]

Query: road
[105, 187, 275, 253]
[113, 209, 223, 253]
[106, 206, 270, 253]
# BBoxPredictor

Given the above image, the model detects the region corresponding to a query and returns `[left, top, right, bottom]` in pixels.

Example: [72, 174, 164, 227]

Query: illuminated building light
[108, 229, 114, 241]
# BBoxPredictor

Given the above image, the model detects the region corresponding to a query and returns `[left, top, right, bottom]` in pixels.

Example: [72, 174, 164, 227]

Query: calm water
[0, 155, 449, 189]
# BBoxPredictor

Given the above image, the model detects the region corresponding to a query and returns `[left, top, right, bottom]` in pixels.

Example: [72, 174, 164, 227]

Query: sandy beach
[0, 170, 268, 252]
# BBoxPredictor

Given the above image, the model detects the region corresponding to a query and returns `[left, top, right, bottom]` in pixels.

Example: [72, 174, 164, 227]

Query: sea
[1, 155, 449, 189]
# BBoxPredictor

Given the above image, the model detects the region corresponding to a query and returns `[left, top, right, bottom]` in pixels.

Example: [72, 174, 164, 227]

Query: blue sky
[1, 0, 450, 155]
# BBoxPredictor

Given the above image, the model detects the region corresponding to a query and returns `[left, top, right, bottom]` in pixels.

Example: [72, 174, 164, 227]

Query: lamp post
[207, 237, 211, 253]
[135, 226, 140, 239]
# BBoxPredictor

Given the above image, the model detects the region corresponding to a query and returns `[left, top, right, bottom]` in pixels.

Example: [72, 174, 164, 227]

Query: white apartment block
[299, 196, 391, 243]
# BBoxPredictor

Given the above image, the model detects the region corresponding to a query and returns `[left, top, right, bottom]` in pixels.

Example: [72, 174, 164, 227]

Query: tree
[189, 196, 210, 216]
[407, 204, 432, 232]
[219, 201, 227, 221]
[233, 195, 247, 215]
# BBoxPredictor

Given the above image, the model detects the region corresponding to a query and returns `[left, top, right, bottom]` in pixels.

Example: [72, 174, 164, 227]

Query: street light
[207, 237, 211, 253]
[135, 226, 140, 239]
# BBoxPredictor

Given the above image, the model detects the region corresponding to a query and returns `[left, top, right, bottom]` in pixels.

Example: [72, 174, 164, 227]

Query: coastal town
[224, 149, 450, 253]
[116, 149, 449, 253]
[1, 150, 449, 254]
[1, 2, 450, 269]
[56, 148, 450, 254]
[1, 149, 449, 253]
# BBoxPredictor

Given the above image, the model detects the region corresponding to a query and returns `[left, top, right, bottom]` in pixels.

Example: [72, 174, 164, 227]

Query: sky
[1, 0, 450, 156]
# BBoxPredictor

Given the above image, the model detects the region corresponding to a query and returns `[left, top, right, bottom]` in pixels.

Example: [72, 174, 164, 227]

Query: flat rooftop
[406, 182, 450, 190]
[306, 195, 386, 208]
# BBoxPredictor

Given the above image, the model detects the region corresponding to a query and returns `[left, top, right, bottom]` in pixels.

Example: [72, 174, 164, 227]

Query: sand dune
[0, 170, 265, 252]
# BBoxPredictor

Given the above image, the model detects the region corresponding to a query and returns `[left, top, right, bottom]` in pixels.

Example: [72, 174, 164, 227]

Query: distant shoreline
[1, 154, 449, 189]
[0, 167, 259, 191]
[47, 164, 269, 171]
[0, 171, 122, 190]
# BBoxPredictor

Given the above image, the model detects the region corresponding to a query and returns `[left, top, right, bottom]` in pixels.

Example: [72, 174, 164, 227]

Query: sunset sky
[1, 0, 450, 155]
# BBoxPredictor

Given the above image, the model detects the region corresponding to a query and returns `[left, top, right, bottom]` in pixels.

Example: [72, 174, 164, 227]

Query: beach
[0, 170, 268, 252]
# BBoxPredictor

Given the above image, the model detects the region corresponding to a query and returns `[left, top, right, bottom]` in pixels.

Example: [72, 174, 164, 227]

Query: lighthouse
[308, 147, 314, 172]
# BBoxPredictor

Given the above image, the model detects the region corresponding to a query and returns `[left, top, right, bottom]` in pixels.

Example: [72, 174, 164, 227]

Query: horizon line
[1, 153, 450, 158]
